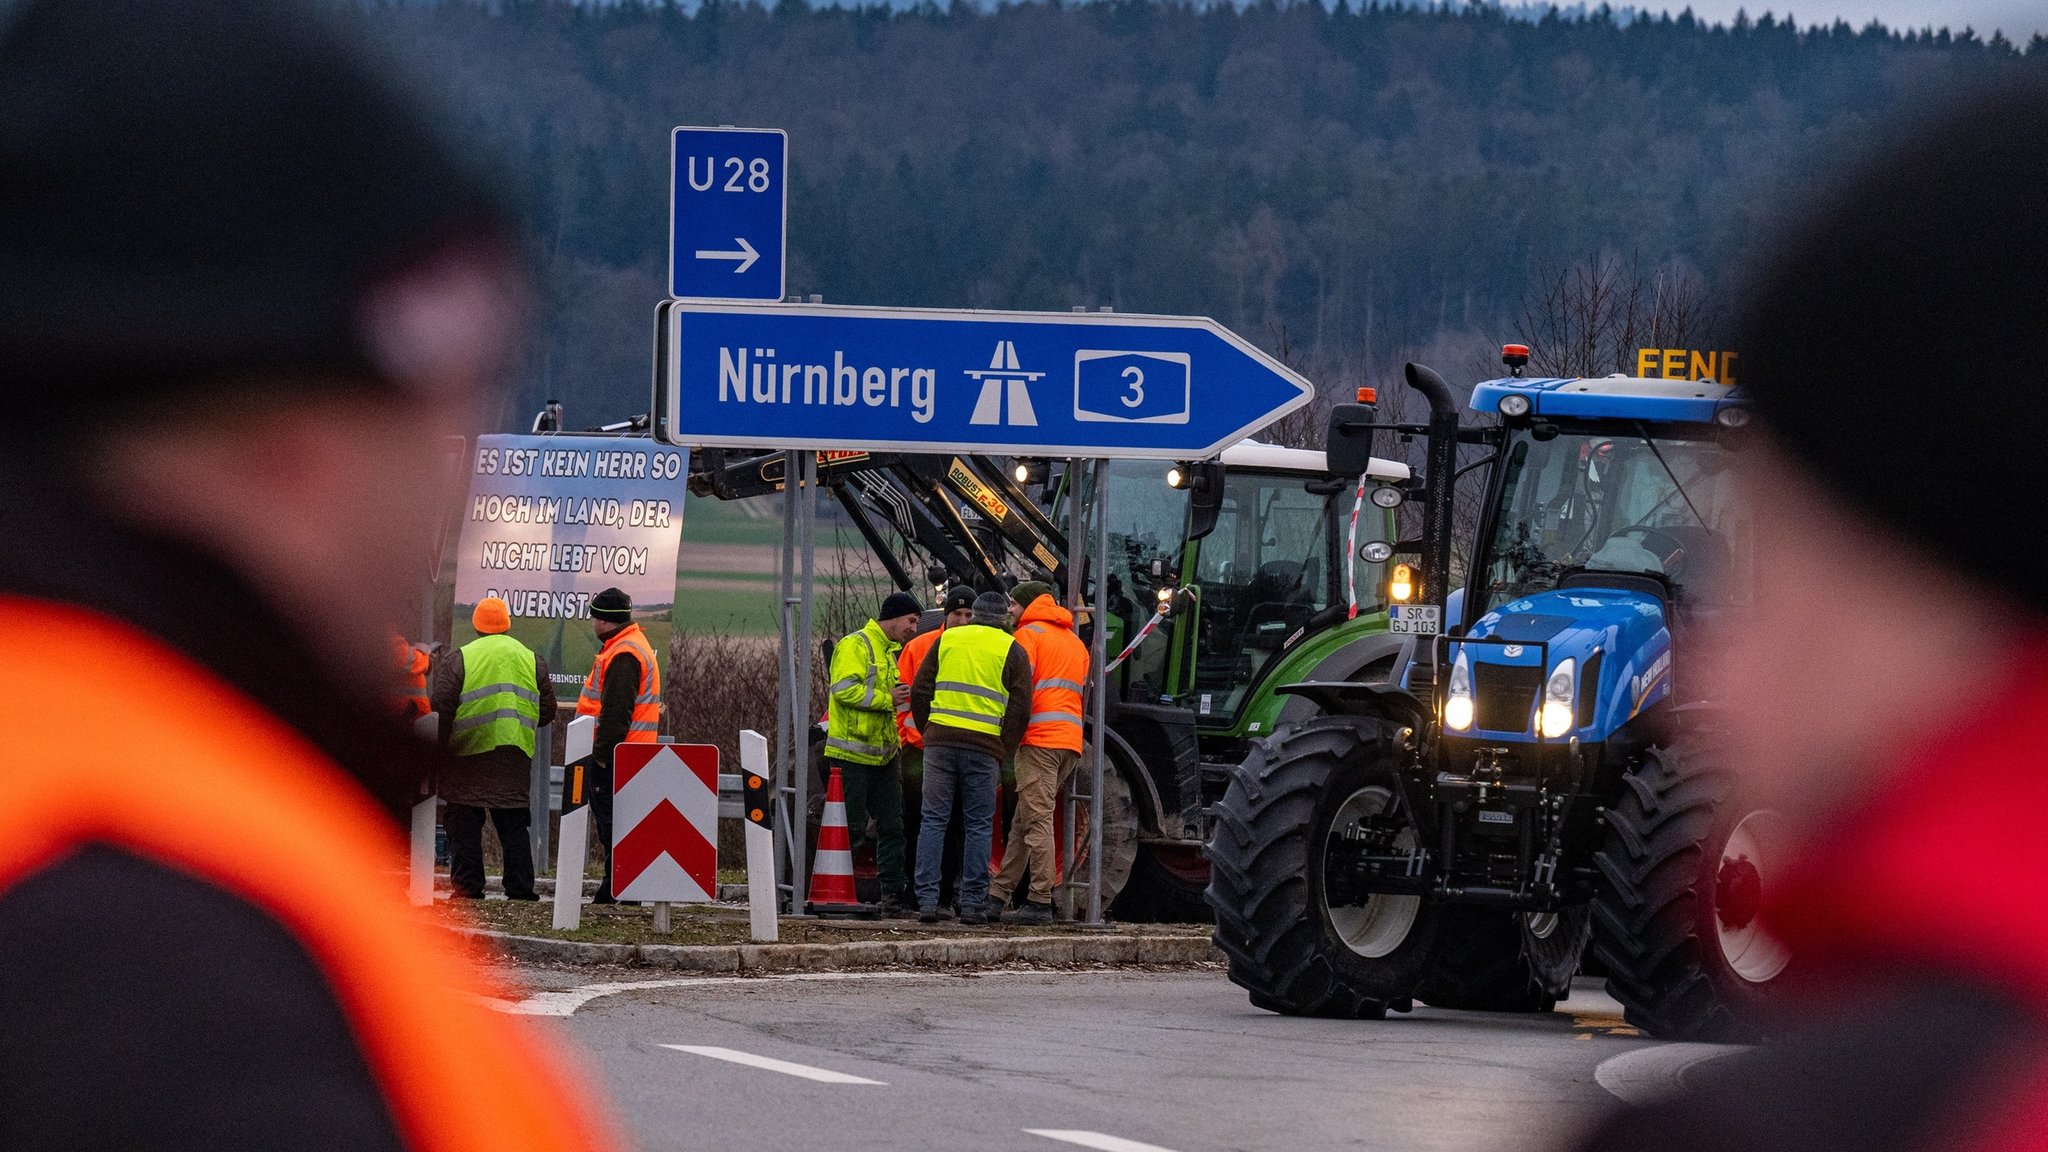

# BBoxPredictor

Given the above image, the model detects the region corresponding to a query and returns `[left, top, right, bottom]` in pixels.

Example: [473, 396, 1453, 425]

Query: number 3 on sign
[1074, 350, 1191, 424]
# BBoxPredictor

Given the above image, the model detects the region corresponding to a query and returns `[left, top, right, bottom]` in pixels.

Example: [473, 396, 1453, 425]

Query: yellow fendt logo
[1635, 348, 1738, 385]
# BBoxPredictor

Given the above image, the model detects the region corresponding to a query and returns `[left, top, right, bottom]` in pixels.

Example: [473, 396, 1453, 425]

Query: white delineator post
[409, 712, 438, 906]
[552, 715, 598, 931]
[741, 730, 779, 943]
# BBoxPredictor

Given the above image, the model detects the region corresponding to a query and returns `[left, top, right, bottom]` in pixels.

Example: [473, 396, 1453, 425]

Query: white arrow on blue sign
[669, 126, 786, 301]
[657, 301, 1314, 459]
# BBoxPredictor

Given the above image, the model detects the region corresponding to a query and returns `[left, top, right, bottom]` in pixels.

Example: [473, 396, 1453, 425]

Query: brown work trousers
[990, 743, 1079, 906]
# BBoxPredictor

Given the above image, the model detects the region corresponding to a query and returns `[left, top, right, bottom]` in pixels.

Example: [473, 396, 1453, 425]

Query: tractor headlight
[1444, 652, 1474, 731]
[1498, 393, 1533, 418]
[1539, 658, 1576, 739]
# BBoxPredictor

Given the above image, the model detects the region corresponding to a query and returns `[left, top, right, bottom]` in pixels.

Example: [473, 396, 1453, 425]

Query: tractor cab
[1447, 375, 1753, 748]
[1085, 441, 1409, 727]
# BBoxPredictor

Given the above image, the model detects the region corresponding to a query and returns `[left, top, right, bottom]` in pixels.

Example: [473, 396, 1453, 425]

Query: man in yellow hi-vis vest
[825, 591, 923, 914]
[909, 592, 1033, 924]
[434, 596, 555, 900]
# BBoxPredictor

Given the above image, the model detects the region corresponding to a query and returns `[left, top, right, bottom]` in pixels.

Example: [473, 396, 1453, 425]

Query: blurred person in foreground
[1574, 77, 2048, 1152]
[0, 0, 615, 1147]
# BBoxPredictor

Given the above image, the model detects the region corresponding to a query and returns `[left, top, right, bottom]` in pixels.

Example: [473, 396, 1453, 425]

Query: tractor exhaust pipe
[1404, 362, 1460, 614]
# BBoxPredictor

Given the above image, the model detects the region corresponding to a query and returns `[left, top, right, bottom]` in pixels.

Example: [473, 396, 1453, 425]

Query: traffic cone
[806, 762, 876, 917]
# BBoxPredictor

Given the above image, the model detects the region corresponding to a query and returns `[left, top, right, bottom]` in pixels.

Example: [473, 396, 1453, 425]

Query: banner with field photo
[452, 434, 690, 700]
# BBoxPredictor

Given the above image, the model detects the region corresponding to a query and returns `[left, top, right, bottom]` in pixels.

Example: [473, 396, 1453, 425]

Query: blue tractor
[1206, 350, 1786, 1040]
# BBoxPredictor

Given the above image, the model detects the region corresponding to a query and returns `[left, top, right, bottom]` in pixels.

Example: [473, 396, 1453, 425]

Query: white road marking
[1593, 1042, 1747, 1104]
[1027, 1131, 1183, 1152]
[490, 969, 939, 1016]
[662, 1044, 885, 1084]
[488, 965, 1090, 1016]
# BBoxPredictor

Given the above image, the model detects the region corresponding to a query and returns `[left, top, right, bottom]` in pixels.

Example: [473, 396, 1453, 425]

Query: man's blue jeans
[915, 743, 999, 911]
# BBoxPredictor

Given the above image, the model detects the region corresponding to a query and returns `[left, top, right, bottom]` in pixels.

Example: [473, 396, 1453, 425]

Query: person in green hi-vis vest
[825, 591, 924, 915]
[434, 596, 556, 900]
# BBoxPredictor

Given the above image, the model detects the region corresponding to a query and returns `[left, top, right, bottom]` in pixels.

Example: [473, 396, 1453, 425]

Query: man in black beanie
[570, 586, 663, 904]
[821, 590, 924, 914]
[0, 1, 614, 1148]
[1574, 77, 2048, 1152]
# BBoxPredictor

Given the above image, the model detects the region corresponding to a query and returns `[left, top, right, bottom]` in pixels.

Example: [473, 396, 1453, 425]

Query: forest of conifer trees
[362, 0, 2045, 424]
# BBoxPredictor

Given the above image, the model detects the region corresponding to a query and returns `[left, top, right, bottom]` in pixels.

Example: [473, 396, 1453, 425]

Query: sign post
[670, 126, 787, 302]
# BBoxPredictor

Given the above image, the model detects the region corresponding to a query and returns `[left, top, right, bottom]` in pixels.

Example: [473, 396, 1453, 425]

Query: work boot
[982, 895, 1008, 920]
[878, 891, 914, 918]
[958, 907, 989, 927]
[1002, 901, 1055, 926]
[918, 905, 954, 924]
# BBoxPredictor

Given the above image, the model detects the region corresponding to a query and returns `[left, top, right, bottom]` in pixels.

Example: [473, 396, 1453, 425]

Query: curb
[457, 927, 1222, 972]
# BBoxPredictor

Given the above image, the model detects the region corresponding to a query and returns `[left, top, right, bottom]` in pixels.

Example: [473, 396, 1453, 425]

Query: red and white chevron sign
[611, 743, 719, 902]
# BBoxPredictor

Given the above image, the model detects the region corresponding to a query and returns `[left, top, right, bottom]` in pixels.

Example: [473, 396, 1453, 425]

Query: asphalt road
[500, 967, 1731, 1152]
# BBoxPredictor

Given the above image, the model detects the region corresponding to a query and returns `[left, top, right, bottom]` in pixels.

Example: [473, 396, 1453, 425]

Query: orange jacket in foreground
[0, 598, 617, 1152]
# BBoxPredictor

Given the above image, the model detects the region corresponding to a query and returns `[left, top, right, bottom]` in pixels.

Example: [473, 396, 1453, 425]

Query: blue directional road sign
[657, 302, 1314, 459]
[670, 126, 786, 301]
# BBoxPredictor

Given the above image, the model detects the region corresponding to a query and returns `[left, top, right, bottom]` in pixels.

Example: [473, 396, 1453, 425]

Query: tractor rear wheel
[1415, 906, 1592, 1012]
[1060, 747, 1139, 914]
[1207, 718, 1446, 1018]
[1592, 737, 1793, 1040]
[1114, 842, 1214, 923]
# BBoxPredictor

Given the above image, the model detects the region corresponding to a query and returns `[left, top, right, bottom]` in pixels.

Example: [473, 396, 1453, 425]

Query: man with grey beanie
[909, 591, 1033, 923]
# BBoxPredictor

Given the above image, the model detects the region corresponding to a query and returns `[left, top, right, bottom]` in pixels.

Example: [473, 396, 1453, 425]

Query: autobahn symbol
[612, 743, 720, 902]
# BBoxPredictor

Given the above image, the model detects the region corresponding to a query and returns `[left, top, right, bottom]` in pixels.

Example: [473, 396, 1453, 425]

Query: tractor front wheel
[1207, 718, 1446, 1018]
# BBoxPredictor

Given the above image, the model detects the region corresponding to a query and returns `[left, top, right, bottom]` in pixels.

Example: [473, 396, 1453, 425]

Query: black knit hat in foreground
[1736, 78, 2048, 606]
[0, 0, 519, 413]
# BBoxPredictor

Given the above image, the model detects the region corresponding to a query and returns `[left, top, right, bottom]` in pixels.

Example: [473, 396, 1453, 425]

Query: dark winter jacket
[1573, 659, 2048, 1152]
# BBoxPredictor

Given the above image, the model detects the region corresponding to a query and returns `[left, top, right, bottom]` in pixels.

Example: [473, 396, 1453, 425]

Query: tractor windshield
[1189, 470, 1347, 720]
[1480, 425, 1752, 608]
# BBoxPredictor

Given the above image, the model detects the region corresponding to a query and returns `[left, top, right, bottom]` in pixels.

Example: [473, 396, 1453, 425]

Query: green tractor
[1055, 440, 1415, 920]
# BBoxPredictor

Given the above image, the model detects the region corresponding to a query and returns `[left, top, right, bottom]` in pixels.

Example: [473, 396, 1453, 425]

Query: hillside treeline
[366, 0, 2045, 424]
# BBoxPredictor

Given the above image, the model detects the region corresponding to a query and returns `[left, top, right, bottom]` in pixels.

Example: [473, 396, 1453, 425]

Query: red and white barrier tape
[1344, 471, 1369, 620]
[1102, 586, 1193, 673]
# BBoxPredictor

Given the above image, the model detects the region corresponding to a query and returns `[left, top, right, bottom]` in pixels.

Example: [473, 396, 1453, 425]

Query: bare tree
[1511, 253, 1719, 379]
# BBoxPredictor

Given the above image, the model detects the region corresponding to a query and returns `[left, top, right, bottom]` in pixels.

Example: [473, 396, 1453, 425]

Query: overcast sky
[1640, 0, 2046, 39]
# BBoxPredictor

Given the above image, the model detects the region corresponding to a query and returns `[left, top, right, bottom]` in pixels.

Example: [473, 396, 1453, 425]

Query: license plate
[1389, 605, 1442, 635]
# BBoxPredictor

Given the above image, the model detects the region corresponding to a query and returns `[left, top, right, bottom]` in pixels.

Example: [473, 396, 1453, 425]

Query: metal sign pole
[775, 451, 801, 909]
[791, 450, 817, 913]
[1086, 457, 1111, 925]
[528, 720, 551, 870]
[1060, 460, 1089, 921]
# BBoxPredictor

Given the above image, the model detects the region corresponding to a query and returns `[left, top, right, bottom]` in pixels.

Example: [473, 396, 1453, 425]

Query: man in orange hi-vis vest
[570, 586, 663, 903]
[0, 1, 617, 1146]
[986, 581, 1090, 924]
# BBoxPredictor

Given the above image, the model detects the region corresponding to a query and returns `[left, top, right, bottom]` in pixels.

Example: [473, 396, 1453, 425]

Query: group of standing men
[399, 586, 663, 903]
[825, 581, 1091, 925]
